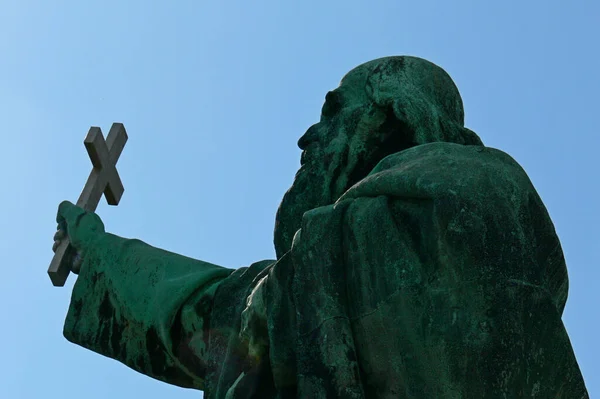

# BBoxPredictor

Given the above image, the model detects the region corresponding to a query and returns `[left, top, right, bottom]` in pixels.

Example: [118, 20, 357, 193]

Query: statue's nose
[298, 124, 320, 150]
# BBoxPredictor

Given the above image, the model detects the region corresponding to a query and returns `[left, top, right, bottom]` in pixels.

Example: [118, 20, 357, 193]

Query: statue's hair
[355, 56, 484, 147]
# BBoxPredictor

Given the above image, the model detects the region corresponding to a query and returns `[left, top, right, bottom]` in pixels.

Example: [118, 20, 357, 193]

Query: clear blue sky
[1, 0, 597, 397]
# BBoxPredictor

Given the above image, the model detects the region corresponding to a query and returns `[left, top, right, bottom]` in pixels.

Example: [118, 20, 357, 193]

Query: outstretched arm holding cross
[51, 124, 240, 389]
[55, 200, 235, 389]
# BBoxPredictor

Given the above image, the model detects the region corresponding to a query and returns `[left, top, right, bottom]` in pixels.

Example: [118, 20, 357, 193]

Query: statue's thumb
[56, 200, 106, 250]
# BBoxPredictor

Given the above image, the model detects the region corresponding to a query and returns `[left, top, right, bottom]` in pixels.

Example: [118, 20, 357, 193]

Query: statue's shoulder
[338, 142, 535, 202]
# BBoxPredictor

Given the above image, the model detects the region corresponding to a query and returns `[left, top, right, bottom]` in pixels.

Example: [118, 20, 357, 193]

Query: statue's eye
[321, 91, 342, 118]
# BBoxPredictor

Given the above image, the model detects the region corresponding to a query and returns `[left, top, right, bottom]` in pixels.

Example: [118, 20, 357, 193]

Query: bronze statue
[53, 56, 589, 398]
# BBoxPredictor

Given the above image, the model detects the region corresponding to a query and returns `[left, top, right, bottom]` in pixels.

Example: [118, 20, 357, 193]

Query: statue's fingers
[53, 229, 65, 242]
[56, 200, 105, 250]
[52, 239, 60, 253]
[56, 200, 85, 229]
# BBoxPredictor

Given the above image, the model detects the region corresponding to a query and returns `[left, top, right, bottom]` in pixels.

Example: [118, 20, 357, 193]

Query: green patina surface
[56, 56, 589, 398]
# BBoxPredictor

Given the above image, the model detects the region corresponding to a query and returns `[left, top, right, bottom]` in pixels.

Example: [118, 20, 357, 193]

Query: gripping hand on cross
[52, 201, 106, 274]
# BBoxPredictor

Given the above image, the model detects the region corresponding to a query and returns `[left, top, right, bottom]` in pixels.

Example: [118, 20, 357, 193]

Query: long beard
[273, 165, 332, 259]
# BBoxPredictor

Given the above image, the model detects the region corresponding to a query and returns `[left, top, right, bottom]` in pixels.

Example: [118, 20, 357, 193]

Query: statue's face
[274, 69, 395, 257]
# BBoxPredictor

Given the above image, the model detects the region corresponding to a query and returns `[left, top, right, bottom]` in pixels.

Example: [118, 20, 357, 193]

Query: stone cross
[48, 123, 128, 286]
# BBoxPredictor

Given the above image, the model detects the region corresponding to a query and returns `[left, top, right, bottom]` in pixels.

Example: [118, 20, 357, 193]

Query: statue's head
[274, 56, 484, 258]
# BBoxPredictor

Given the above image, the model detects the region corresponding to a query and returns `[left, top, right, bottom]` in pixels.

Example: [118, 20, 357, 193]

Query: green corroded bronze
[55, 56, 589, 398]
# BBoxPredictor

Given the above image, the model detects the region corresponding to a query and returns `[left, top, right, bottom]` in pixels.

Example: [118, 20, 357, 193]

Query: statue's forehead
[336, 63, 374, 105]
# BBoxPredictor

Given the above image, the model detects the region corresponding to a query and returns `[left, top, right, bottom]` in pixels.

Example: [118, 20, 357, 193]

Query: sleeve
[63, 232, 235, 390]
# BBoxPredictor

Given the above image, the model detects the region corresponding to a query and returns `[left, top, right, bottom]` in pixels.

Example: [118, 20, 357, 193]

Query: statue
[53, 56, 589, 398]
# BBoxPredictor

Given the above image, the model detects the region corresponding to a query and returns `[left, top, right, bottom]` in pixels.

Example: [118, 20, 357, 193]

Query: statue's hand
[52, 200, 106, 274]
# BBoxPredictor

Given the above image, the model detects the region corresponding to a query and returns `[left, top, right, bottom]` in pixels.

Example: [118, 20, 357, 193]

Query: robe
[63, 142, 589, 398]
